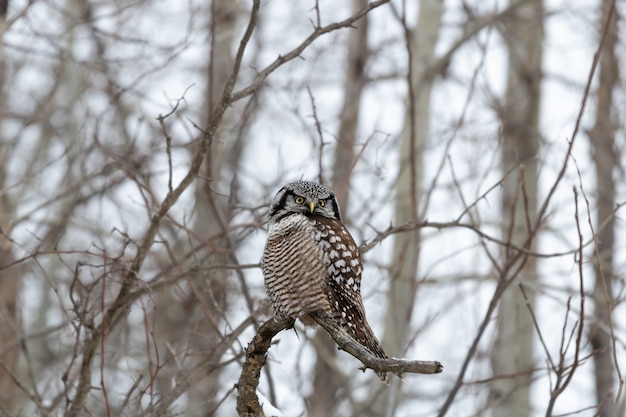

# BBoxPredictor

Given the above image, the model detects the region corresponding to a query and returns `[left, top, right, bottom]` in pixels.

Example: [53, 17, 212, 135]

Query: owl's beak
[309, 201, 315, 213]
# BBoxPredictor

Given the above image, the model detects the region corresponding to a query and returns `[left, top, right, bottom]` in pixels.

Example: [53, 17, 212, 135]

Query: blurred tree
[0, 0, 86, 413]
[490, 1, 543, 416]
[364, 1, 443, 416]
[0, 1, 21, 412]
[588, 1, 618, 416]
[307, 1, 370, 416]
[0, 81, 21, 414]
[151, 1, 247, 415]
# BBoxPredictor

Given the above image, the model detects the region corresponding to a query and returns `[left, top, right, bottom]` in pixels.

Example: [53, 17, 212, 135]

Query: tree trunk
[152, 2, 243, 415]
[307, 2, 369, 415]
[588, 1, 618, 415]
[365, 1, 442, 416]
[331, 0, 369, 209]
[0, 4, 20, 414]
[0, 200, 21, 414]
[489, 2, 542, 417]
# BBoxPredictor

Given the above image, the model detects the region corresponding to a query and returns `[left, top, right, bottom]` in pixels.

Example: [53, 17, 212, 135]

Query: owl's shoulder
[310, 216, 358, 246]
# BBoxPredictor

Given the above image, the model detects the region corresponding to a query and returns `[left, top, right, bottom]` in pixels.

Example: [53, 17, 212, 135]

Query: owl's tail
[363, 332, 390, 384]
[349, 318, 390, 383]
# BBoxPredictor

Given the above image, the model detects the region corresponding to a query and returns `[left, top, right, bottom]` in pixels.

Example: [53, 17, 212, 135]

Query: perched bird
[262, 180, 389, 382]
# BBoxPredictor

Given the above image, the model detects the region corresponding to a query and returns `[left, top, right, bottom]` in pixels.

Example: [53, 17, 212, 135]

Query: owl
[262, 180, 389, 382]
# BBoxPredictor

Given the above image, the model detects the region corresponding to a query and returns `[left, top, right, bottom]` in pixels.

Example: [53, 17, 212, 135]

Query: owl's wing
[313, 218, 384, 354]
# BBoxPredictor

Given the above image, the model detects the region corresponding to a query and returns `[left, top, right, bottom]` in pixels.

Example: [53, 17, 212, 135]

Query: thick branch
[236, 314, 442, 417]
[236, 317, 289, 417]
[311, 311, 443, 376]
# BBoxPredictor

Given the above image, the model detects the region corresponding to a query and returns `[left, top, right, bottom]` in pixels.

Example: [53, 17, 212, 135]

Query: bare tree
[0, 3, 20, 413]
[366, 1, 443, 416]
[588, 1, 620, 416]
[1, 1, 624, 416]
[0, 105, 21, 414]
[489, 1, 543, 416]
[307, 1, 370, 416]
[150, 2, 248, 415]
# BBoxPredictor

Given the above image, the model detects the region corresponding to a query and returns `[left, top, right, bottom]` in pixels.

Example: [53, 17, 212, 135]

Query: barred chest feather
[262, 213, 329, 322]
[262, 213, 363, 323]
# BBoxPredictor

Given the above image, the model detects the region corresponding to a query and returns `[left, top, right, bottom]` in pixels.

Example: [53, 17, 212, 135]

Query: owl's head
[269, 181, 341, 222]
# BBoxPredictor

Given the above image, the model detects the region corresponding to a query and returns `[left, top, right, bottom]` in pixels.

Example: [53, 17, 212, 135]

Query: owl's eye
[318, 199, 325, 207]
[294, 196, 305, 204]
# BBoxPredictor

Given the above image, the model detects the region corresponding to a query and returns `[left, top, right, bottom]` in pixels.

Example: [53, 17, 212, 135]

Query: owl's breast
[262, 214, 330, 320]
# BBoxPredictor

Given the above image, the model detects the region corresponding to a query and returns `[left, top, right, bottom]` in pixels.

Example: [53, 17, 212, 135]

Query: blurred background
[0, 0, 624, 416]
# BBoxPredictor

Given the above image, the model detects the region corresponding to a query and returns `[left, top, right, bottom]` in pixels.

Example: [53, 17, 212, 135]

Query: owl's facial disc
[269, 181, 341, 221]
[295, 195, 328, 216]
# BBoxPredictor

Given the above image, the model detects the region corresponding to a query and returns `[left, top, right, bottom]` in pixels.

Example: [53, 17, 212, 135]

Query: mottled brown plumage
[262, 181, 389, 382]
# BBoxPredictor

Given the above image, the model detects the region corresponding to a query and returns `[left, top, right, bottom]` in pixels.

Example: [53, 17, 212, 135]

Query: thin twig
[65, 2, 263, 415]
[306, 86, 326, 185]
[230, 0, 391, 103]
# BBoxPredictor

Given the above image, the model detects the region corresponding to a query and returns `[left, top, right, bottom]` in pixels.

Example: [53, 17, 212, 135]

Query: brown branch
[361, 220, 586, 259]
[435, 14, 618, 404]
[236, 314, 443, 417]
[147, 314, 259, 417]
[311, 311, 443, 376]
[531, 0, 616, 240]
[229, 0, 391, 103]
[236, 317, 289, 417]
[65, 2, 262, 415]
[544, 186, 588, 416]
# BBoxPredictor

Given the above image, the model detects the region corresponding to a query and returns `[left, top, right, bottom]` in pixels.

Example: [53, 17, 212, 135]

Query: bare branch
[230, 0, 391, 103]
[236, 313, 442, 417]
[236, 317, 289, 417]
[311, 311, 443, 376]
[65, 2, 263, 415]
